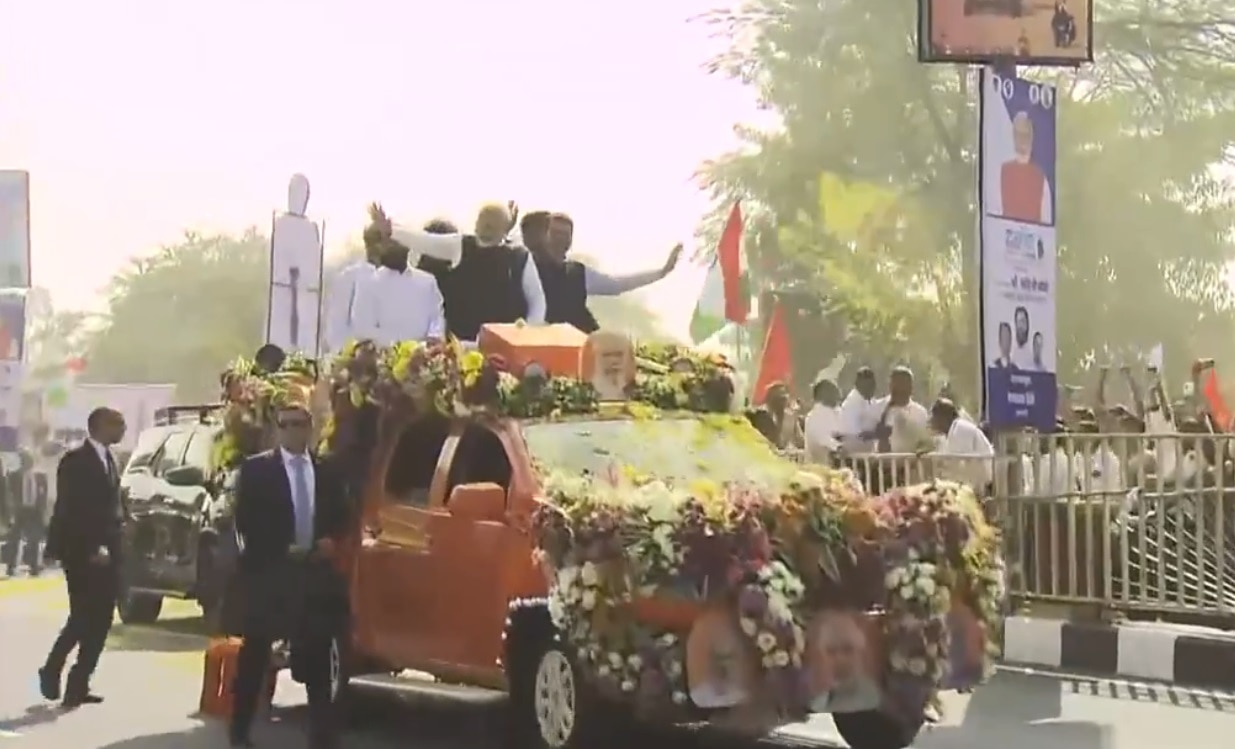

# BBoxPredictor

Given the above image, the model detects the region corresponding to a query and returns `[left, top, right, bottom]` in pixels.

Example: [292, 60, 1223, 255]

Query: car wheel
[833, 709, 925, 749]
[511, 636, 613, 749]
[116, 589, 164, 624]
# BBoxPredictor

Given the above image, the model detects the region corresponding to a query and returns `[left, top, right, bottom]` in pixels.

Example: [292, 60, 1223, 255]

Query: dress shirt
[86, 437, 112, 477]
[934, 418, 995, 487]
[324, 261, 376, 354]
[390, 225, 546, 324]
[879, 398, 932, 453]
[1034, 446, 1075, 495]
[583, 266, 664, 296]
[280, 447, 315, 548]
[351, 266, 447, 345]
[837, 390, 881, 454]
[1080, 446, 1124, 495]
[803, 403, 843, 462]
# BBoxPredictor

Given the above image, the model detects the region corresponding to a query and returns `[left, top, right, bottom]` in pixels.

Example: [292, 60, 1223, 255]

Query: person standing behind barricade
[321, 205, 384, 357]
[927, 399, 994, 492]
[804, 378, 843, 464]
[871, 367, 932, 492]
[526, 210, 682, 333]
[39, 408, 126, 707]
[381, 202, 546, 341]
[350, 223, 446, 346]
[228, 393, 351, 749]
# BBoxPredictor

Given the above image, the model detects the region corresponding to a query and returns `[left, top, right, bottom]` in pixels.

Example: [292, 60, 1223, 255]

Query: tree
[82, 230, 269, 400]
[698, 0, 1235, 398]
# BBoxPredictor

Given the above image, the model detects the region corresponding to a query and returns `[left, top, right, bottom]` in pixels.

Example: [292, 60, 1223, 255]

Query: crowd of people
[322, 202, 681, 354]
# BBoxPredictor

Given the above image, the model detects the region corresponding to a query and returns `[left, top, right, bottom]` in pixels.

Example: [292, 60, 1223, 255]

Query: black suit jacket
[233, 449, 349, 572]
[45, 443, 122, 567]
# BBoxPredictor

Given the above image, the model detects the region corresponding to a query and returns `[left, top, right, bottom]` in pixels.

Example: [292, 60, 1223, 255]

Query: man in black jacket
[532, 211, 681, 333]
[228, 397, 351, 749]
[40, 407, 126, 707]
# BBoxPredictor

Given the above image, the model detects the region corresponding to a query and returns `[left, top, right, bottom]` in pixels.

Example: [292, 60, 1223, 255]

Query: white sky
[0, 0, 756, 338]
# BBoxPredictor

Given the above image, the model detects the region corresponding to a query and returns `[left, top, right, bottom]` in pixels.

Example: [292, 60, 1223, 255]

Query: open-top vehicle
[212, 324, 1005, 749]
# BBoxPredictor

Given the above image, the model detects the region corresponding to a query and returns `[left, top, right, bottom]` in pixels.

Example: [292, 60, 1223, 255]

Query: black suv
[116, 405, 238, 625]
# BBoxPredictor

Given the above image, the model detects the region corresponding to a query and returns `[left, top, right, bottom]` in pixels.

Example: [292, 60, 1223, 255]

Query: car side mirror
[447, 482, 506, 523]
[164, 464, 206, 488]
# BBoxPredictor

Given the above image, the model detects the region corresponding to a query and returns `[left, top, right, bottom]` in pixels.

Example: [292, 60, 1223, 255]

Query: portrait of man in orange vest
[999, 111, 1053, 224]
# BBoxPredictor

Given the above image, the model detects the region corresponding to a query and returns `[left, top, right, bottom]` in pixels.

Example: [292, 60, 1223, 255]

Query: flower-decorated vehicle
[213, 324, 1005, 749]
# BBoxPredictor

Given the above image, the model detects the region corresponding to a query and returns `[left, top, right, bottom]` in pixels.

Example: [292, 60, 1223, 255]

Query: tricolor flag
[690, 202, 750, 343]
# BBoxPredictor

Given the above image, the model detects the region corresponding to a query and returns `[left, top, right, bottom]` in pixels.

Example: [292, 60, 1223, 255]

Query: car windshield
[522, 415, 791, 484]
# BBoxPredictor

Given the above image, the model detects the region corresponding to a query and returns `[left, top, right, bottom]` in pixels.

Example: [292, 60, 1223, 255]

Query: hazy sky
[1, 0, 756, 338]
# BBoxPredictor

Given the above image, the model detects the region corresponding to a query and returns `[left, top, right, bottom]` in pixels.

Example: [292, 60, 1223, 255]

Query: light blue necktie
[290, 454, 313, 550]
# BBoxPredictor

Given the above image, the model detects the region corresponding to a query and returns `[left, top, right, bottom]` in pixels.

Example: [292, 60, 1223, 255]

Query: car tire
[116, 589, 164, 624]
[832, 709, 925, 749]
[510, 635, 615, 749]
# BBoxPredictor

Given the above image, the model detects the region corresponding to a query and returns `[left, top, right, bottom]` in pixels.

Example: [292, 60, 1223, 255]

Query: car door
[422, 422, 521, 675]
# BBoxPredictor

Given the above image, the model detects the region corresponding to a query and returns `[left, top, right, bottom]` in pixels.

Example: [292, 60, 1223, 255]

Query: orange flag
[751, 301, 792, 406]
[1202, 369, 1232, 431]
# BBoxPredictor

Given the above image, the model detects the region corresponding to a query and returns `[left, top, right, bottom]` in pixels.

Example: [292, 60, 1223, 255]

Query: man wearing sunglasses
[229, 396, 350, 749]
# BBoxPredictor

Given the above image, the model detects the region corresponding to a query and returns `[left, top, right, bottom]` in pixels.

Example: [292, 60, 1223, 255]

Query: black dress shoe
[38, 667, 61, 701]
[62, 692, 103, 708]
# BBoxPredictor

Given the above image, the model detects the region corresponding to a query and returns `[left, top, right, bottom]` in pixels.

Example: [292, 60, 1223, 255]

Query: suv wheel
[117, 589, 164, 624]
[511, 636, 612, 749]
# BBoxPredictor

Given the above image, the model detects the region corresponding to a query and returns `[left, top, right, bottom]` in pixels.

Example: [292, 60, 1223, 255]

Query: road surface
[1, 573, 1233, 748]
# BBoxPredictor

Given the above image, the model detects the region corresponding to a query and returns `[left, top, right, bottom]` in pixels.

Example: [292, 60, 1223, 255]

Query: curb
[1003, 615, 1235, 690]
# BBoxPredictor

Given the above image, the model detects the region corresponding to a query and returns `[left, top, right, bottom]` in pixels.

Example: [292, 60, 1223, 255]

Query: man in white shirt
[1075, 420, 1125, 496]
[804, 378, 844, 464]
[321, 205, 384, 356]
[837, 367, 882, 454]
[351, 236, 447, 346]
[879, 367, 933, 454]
[389, 203, 548, 341]
[929, 399, 995, 489]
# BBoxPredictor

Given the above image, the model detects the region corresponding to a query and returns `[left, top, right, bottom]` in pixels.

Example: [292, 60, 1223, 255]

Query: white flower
[598, 665, 611, 677]
[739, 617, 758, 637]
[580, 562, 599, 586]
[621, 679, 636, 692]
[916, 577, 937, 597]
[908, 548, 920, 562]
[792, 626, 805, 651]
[756, 632, 777, 653]
[608, 652, 623, 668]
[627, 655, 643, 670]
[581, 590, 597, 610]
[548, 596, 567, 627]
[557, 566, 579, 590]
[672, 690, 687, 705]
[761, 655, 775, 668]
[885, 569, 904, 588]
[668, 661, 683, 677]
[900, 584, 915, 600]
[659, 633, 677, 646]
[890, 652, 908, 670]
[766, 593, 793, 624]
[772, 650, 790, 667]
[908, 658, 927, 676]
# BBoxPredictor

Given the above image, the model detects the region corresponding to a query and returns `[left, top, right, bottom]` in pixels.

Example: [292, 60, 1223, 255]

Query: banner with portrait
[918, 0, 1092, 66]
[979, 68, 1057, 430]
[0, 171, 31, 288]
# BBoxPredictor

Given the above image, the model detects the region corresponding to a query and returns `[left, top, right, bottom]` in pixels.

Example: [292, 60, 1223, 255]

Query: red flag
[751, 301, 792, 406]
[1203, 369, 1232, 431]
[64, 356, 87, 374]
[718, 202, 749, 324]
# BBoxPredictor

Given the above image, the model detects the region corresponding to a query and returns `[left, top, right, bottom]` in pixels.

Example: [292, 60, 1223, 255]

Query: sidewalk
[1003, 615, 1235, 689]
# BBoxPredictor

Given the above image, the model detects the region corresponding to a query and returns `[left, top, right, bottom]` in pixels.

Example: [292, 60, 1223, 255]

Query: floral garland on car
[213, 351, 317, 471]
[532, 467, 1004, 719]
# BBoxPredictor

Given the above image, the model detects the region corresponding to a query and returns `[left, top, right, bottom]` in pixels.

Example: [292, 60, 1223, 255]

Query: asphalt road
[2, 572, 1234, 749]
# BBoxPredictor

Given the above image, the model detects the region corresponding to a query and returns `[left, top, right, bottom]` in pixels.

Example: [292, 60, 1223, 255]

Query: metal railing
[794, 434, 1235, 626]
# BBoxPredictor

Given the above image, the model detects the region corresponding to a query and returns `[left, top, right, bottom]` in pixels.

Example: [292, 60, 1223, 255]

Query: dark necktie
[105, 450, 116, 484]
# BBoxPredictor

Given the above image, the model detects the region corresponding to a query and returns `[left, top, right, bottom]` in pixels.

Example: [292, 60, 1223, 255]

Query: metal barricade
[996, 432, 1235, 625]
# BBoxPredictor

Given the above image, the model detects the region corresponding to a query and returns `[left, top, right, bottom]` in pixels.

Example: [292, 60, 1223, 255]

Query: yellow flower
[460, 350, 485, 376]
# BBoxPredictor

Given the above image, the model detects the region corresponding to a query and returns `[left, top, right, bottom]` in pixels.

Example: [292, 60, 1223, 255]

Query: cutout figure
[265, 174, 324, 356]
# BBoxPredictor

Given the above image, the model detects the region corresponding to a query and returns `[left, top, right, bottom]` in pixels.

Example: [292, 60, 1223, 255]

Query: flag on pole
[689, 202, 749, 342]
[1202, 369, 1232, 431]
[751, 301, 792, 405]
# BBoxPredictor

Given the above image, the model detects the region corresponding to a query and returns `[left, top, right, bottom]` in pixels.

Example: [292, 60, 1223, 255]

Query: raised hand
[662, 243, 683, 277]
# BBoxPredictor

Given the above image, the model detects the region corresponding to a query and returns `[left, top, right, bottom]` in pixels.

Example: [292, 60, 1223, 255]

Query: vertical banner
[265, 174, 324, 357]
[979, 68, 1057, 430]
[0, 170, 31, 288]
[0, 291, 26, 428]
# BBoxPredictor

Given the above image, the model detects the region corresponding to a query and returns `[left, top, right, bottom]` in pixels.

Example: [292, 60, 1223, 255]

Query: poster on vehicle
[46, 383, 176, 451]
[0, 171, 31, 288]
[265, 174, 324, 357]
[918, 0, 1092, 66]
[979, 68, 1057, 430]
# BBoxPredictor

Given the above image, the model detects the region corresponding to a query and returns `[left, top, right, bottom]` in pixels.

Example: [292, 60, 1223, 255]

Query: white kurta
[351, 266, 447, 345]
[323, 261, 376, 355]
[803, 403, 843, 462]
[389, 224, 547, 325]
[934, 418, 995, 487]
[837, 389, 881, 454]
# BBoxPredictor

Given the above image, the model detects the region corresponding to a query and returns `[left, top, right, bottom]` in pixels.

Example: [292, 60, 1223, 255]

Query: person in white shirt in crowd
[878, 367, 933, 454]
[387, 202, 547, 342]
[321, 205, 383, 356]
[927, 398, 995, 490]
[1030, 421, 1078, 497]
[838, 367, 882, 454]
[804, 378, 844, 464]
[351, 226, 446, 346]
[1074, 420, 1125, 496]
